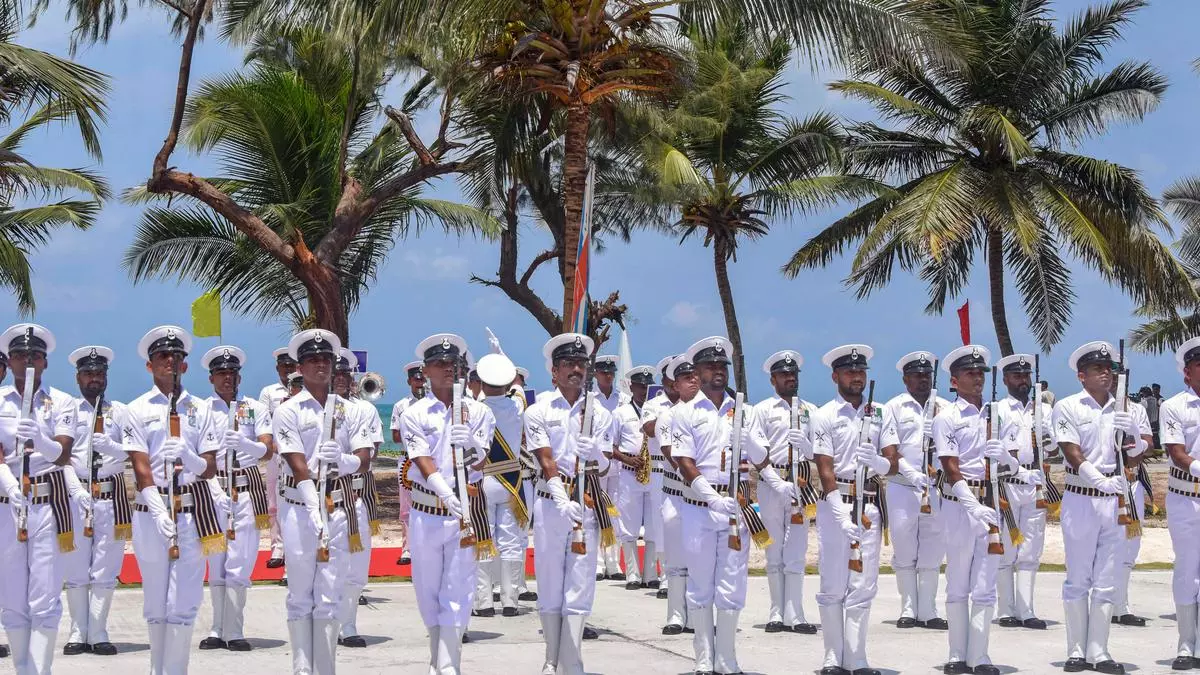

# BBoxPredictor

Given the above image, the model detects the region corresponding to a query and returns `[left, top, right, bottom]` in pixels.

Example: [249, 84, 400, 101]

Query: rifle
[571, 388, 596, 556]
[848, 380, 876, 573]
[167, 368, 181, 561]
[789, 396, 804, 525]
[1033, 355, 1048, 510]
[728, 392, 746, 550]
[919, 363, 940, 514]
[15, 356, 35, 543]
[315, 376, 336, 563]
[1114, 340, 1140, 538]
[226, 386, 240, 542]
[986, 366, 1004, 555]
[452, 380, 477, 549]
[83, 392, 104, 538]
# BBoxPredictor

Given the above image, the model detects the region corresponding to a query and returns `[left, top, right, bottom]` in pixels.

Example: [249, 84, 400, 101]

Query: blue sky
[3, 1, 1198, 404]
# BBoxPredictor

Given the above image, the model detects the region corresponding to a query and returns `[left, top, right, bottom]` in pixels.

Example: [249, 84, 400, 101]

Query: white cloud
[663, 301, 705, 328]
[400, 249, 470, 281]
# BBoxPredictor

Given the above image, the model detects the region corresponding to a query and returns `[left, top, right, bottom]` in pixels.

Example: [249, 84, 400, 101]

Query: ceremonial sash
[483, 425, 528, 528]
[362, 471, 382, 536]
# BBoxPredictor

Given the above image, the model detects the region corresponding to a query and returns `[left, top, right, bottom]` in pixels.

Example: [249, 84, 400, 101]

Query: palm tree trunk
[986, 223, 1014, 356]
[294, 235, 350, 343]
[713, 239, 747, 393]
[560, 101, 591, 333]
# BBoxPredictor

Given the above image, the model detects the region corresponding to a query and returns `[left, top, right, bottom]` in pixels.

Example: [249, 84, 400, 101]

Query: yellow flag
[192, 290, 222, 338]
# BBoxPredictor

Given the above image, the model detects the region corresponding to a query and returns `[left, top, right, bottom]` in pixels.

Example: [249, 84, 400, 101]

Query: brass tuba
[359, 372, 387, 401]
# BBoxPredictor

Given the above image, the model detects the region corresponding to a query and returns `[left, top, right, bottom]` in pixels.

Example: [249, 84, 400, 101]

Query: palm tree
[124, 27, 495, 333]
[0, 0, 109, 312]
[635, 25, 881, 391]
[785, 0, 1191, 355]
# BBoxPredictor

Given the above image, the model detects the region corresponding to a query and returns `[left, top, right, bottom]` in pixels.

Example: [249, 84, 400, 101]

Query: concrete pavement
[38, 571, 1185, 674]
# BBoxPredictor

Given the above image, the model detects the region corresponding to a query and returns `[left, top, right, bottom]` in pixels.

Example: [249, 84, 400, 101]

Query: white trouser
[0, 503, 65, 631]
[616, 469, 651, 542]
[280, 500, 350, 621]
[998, 481, 1046, 618]
[265, 456, 284, 559]
[207, 494, 259, 589]
[131, 509, 206, 626]
[647, 472, 665, 546]
[662, 493, 688, 627]
[680, 502, 749, 611]
[816, 499, 881, 671]
[339, 499, 371, 638]
[942, 500, 997, 665]
[533, 494, 599, 616]
[595, 471, 620, 576]
[759, 483, 809, 624]
[63, 497, 125, 590]
[410, 510, 478, 629]
[1169, 490, 1200, 657]
[1061, 492, 1120, 662]
[886, 480, 945, 571]
[484, 477, 527, 562]
[1113, 481, 1144, 616]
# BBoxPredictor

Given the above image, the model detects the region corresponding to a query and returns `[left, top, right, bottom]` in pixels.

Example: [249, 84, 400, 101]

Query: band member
[0, 324, 84, 674]
[753, 350, 819, 634]
[273, 329, 374, 675]
[1110, 355, 1152, 628]
[1161, 336, 1200, 670]
[1054, 340, 1143, 674]
[473, 353, 529, 617]
[882, 351, 949, 631]
[510, 365, 539, 603]
[124, 325, 222, 674]
[813, 344, 900, 675]
[401, 333, 494, 673]
[640, 355, 676, 603]
[672, 336, 771, 675]
[200, 346, 273, 652]
[994, 353, 1053, 630]
[259, 348, 297, 569]
[612, 365, 658, 590]
[657, 355, 699, 634]
[525, 333, 615, 675]
[62, 346, 129, 657]
[592, 354, 626, 581]
[390, 360, 425, 566]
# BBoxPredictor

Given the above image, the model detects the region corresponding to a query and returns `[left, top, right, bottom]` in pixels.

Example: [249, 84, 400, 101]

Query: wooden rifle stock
[727, 393, 746, 551]
[452, 380, 476, 549]
[83, 395, 104, 538]
[849, 381, 876, 573]
[987, 366, 1004, 556]
[226, 390, 240, 542]
[15, 356, 34, 543]
[316, 378, 336, 563]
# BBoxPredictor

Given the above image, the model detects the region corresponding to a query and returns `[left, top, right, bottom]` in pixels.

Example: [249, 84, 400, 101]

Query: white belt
[281, 486, 346, 506]
[139, 492, 194, 509]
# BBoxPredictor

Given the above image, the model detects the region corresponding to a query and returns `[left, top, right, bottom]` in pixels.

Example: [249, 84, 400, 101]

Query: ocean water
[374, 402, 400, 453]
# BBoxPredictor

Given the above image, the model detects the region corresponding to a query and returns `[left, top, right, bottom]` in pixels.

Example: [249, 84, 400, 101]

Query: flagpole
[570, 165, 595, 336]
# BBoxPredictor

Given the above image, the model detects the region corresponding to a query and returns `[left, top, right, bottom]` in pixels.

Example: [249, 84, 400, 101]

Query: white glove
[317, 440, 341, 464]
[983, 439, 1017, 472]
[426, 471, 464, 519]
[1015, 467, 1044, 486]
[449, 423, 473, 449]
[335, 452, 361, 476]
[91, 432, 125, 460]
[1113, 411, 1140, 437]
[853, 442, 889, 476]
[692, 475, 739, 517]
[951, 480, 998, 527]
[178, 445, 209, 475]
[1189, 459, 1200, 479]
[825, 492, 863, 541]
[64, 469, 92, 510]
[899, 459, 929, 491]
[16, 418, 61, 462]
[785, 428, 807, 450]
[1078, 461, 1127, 495]
[545, 476, 584, 524]
[140, 486, 176, 540]
[296, 479, 325, 535]
[576, 434, 599, 458]
[159, 437, 184, 466]
[0, 464, 23, 506]
[759, 466, 794, 499]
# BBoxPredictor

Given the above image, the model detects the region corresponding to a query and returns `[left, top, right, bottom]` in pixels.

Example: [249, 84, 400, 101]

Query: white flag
[617, 327, 633, 395]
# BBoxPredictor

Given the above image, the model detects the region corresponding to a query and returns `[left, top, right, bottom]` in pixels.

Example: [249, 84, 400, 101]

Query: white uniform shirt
[351, 398, 383, 450]
[124, 388, 219, 488]
[1160, 389, 1200, 457]
[272, 389, 373, 478]
[670, 393, 767, 487]
[932, 397, 989, 481]
[72, 396, 127, 480]
[594, 386, 627, 441]
[1052, 391, 1120, 473]
[390, 394, 421, 438]
[882, 392, 951, 471]
[813, 395, 897, 480]
[524, 390, 615, 479]
[613, 400, 648, 464]
[0, 384, 77, 478]
[752, 395, 818, 467]
[997, 395, 1054, 466]
[484, 394, 524, 456]
[258, 383, 289, 415]
[400, 395, 496, 489]
[207, 396, 272, 469]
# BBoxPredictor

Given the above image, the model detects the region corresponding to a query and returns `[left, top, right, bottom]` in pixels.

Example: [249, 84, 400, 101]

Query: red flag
[957, 301, 971, 345]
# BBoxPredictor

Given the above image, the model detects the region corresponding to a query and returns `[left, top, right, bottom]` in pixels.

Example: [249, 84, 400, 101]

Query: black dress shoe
[684, 626, 695, 634]
[493, 591, 500, 602]
[0, 643, 7, 658]
[896, 616, 920, 628]
[277, 578, 288, 587]
[1092, 661, 1125, 674]
[62, 642, 89, 655]
[199, 637, 226, 650]
[91, 642, 117, 655]
[819, 667, 850, 675]
[1114, 614, 1147, 627]
[997, 616, 1022, 627]
[462, 633, 470, 643]
[265, 557, 284, 569]
[472, 608, 496, 618]
[1172, 656, 1195, 671]
[924, 617, 949, 630]
[518, 591, 539, 601]
[974, 665, 1000, 675]
[358, 595, 368, 605]
[791, 622, 818, 634]
[610, 572, 626, 581]
[625, 581, 641, 591]
[339, 635, 367, 648]
[227, 639, 252, 652]
[397, 555, 411, 565]
[695, 671, 715, 675]
[764, 621, 785, 633]
[662, 624, 685, 635]
[502, 607, 518, 618]
[852, 668, 882, 675]
[656, 588, 668, 600]
[582, 626, 598, 640]
[596, 573, 607, 581]
[1063, 657, 1089, 672]
[646, 580, 661, 589]
[1023, 617, 1047, 629]
[944, 662, 971, 674]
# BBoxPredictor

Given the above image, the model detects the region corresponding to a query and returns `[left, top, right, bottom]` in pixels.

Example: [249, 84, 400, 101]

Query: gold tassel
[58, 531, 76, 554]
[750, 528, 772, 549]
[601, 527, 617, 549]
[475, 539, 498, 561]
[1149, 503, 1162, 516]
[254, 514, 271, 531]
[1009, 527, 1025, 547]
[348, 533, 364, 554]
[1046, 502, 1061, 519]
[1124, 521, 1142, 540]
[200, 533, 227, 557]
[369, 519, 381, 537]
[804, 503, 817, 522]
[606, 503, 620, 518]
[510, 493, 529, 529]
[882, 528, 890, 548]
[115, 523, 132, 541]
